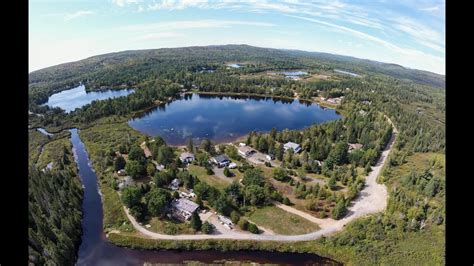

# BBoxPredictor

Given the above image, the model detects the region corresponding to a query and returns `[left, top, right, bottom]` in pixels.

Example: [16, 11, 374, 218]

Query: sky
[29, 0, 445, 74]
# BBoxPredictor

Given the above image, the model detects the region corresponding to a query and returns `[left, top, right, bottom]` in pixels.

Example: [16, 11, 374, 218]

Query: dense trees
[29, 166, 83, 265]
[114, 155, 126, 171]
[190, 212, 202, 231]
[145, 188, 171, 217]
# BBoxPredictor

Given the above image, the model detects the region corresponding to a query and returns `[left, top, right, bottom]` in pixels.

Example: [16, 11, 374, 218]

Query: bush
[238, 219, 249, 231]
[206, 167, 214, 175]
[264, 161, 272, 167]
[202, 221, 214, 234]
[230, 210, 240, 224]
[223, 167, 232, 177]
[283, 197, 291, 205]
[247, 223, 260, 234]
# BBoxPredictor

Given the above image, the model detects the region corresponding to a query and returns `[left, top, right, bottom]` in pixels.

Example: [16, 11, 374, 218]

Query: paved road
[122, 117, 397, 241]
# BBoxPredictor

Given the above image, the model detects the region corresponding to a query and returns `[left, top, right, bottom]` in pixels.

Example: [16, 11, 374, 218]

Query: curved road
[122, 117, 397, 241]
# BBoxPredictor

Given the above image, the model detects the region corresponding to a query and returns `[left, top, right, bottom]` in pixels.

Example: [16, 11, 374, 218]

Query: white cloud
[113, 0, 139, 7]
[392, 17, 444, 53]
[64, 10, 95, 21]
[118, 19, 275, 32]
[420, 5, 441, 12]
[133, 32, 184, 41]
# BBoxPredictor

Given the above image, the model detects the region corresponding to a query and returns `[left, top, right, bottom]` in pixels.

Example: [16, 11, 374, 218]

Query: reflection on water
[129, 94, 341, 145]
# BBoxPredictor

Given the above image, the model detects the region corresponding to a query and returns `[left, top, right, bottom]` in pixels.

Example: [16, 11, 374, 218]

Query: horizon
[29, 44, 444, 76]
[29, 0, 445, 75]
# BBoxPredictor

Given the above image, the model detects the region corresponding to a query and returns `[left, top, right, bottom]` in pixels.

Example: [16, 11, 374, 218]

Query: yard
[245, 205, 320, 235]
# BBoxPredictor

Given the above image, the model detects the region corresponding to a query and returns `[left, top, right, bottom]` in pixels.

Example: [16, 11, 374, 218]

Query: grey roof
[172, 198, 199, 213]
[284, 142, 301, 150]
[214, 154, 230, 163]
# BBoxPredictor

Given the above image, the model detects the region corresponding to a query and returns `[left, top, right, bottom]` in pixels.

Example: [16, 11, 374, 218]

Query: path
[122, 116, 397, 241]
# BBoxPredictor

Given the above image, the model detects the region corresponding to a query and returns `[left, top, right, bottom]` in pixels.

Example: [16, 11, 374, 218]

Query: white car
[228, 162, 237, 169]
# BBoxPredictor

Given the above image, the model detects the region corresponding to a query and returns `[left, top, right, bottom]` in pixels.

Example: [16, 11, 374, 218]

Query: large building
[170, 198, 199, 221]
[283, 142, 302, 153]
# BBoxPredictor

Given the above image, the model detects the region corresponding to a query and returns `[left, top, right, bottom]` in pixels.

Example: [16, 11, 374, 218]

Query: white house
[179, 152, 195, 164]
[283, 142, 301, 153]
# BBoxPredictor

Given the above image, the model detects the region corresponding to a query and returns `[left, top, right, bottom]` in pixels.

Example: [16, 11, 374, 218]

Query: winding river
[70, 128, 340, 265]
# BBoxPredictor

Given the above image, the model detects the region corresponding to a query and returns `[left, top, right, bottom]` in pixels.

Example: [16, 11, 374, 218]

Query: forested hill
[29, 45, 444, 98]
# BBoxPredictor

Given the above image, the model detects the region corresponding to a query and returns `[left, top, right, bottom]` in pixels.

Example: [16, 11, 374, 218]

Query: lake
[70, 128, 341, 265]
[128, 93, 341, 145]
[334, 69, 360, 77]
[43, 84, 134, 113]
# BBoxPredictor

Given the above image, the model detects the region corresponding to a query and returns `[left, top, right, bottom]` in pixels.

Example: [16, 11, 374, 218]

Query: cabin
[171, 198, 199, 221]
[169, 178, 181, 190]
[238, 146, 256, 157]
[348, 143, 363, 153]
[283, 142, 302, 153]
[179, 152, 195, 164]
[211, 154, 231, 168]
[118, 176, 132, 190]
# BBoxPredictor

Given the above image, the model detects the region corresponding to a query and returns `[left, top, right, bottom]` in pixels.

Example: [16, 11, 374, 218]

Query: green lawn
[188, 165, 232, 190]
[246, 205, 320, 235]
[148, 217, 194, 235]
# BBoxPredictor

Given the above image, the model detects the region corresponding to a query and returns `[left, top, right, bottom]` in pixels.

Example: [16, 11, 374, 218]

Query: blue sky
[29, 0, 445, 74]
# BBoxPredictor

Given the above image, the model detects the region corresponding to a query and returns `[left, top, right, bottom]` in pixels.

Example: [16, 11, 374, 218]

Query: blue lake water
[334, 69, 360, 77]
[128, 94, 341, 145]
[43, 85, 134, 113]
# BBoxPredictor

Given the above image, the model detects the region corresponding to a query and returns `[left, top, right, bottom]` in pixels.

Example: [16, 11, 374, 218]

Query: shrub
[202, 221, 214, 234]
[238, 219, 249, 231]
[230, 210, 240, 224]
[247, 223, 260, 234]
[283, 197, 291, 205]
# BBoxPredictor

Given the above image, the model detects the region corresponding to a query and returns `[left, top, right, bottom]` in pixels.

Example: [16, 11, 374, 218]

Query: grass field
[246, 205, 320, 235]
[148, 217, 194, 235]
[188, 165, 237, 190]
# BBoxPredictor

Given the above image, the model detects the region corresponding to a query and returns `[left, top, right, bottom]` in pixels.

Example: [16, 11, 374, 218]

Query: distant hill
[29, 44, 445, 95]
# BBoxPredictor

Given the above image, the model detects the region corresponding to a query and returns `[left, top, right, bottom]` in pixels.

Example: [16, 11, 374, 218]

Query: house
[348, 143, 363, 153]
[179, 152, 195, 164]
[238, 146, 256, 157]
[117, 169, 127, 176]
[211, 154, 231, 167]
[169, 178, 181, 190]
[118, 176, 132, 190]
[283, 142, 302, 153]
[266, 154, 275, 161]
[171, 198, 199, 221]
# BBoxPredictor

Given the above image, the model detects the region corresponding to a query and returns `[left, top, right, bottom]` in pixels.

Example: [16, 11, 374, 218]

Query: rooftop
[214, 154, 230, 163]
[180, 152, 195, 160]
[172, 198, 199, 213]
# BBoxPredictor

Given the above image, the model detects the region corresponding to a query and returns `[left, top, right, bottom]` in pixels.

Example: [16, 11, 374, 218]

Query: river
[70, 128, 340, 265]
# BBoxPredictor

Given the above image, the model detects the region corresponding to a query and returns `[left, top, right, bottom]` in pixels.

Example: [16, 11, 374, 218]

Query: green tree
[202, 221, 214, 234]
[146, 188, 171, 217]
[238, 219, 249, 230]
[223, 167, 232, 177]
[247, 223, 260, 234]
[332, 199, 347, 219]
[230, 210, 240, 224]
[125, 160, 145, 179]
[242, 168, 264, 186]
[200, 139, 215, 154]
[187, 137, 194, 153]
[114, 155, 126, 171]
[121, 186, 142, 208]
[128, 145, 145, 162]
[283, 197, 291, 205]
[190, 211, 202, 231]
[328, 176, 337, 190]
[273, 167, 288, 181]
[146, 163, 156, 176]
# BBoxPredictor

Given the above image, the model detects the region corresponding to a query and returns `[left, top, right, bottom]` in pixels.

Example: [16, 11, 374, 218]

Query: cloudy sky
[29, 0, 445, 74]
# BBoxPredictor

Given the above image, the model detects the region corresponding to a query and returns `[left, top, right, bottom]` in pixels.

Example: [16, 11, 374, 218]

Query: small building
[283, 142, 301, 153]
[156, 164, 165, 171]
[348, 143, 363, 153]
[117, 169, 127, 176]
[239, 143, 246, 147]
[179, 152, 195, 164]
[169, 178, 181, 190]
[266, 154, 275, 161]
[238, 146, 256, 157]
[211, 154, 231, 168]
[118, 176, 132, 190]
[171, 198, 199, 221]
